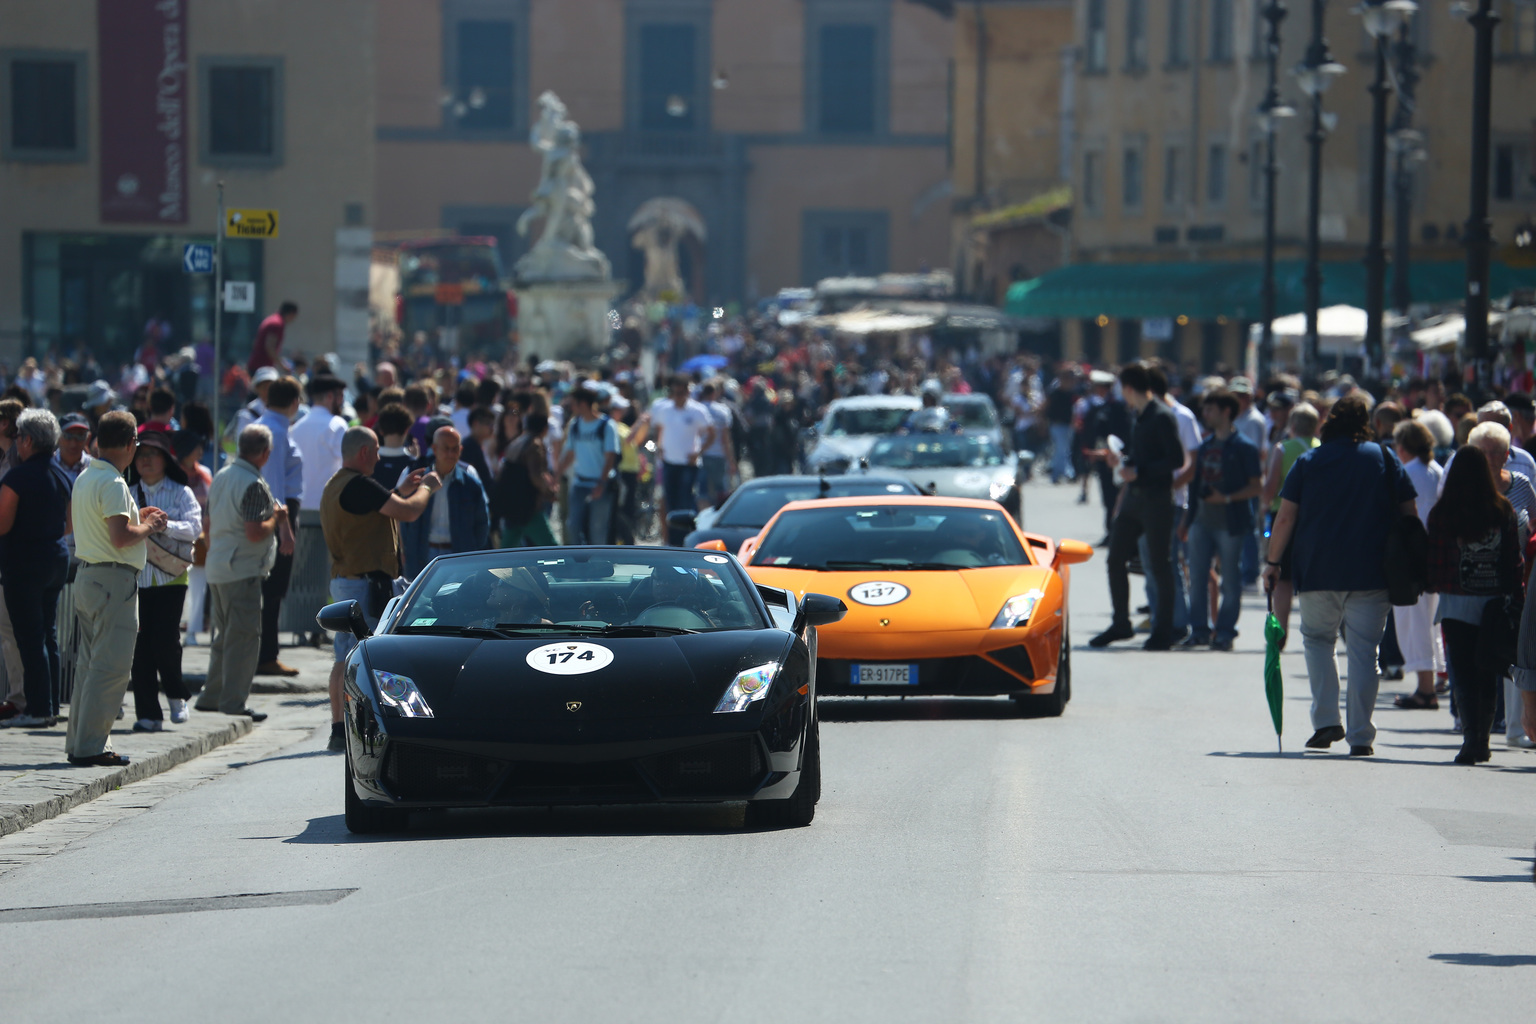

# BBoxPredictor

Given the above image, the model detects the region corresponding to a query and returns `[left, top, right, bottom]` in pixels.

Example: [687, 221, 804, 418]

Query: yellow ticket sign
[226, 208, 279, 239]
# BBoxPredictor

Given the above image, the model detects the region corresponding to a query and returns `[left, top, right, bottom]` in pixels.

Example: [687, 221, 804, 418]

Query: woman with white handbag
[127, 430, 201, 731]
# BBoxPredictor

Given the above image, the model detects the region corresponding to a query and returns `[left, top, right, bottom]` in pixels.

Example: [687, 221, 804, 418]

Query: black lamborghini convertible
[321, 546, 846, 834]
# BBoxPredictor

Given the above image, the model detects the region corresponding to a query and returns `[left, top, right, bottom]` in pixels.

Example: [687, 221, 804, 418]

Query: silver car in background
[802, 394, 921, 475]
[860, 432, 1027, 521]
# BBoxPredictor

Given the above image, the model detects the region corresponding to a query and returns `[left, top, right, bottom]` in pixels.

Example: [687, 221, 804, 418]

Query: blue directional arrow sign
[182, 243, 214, 275]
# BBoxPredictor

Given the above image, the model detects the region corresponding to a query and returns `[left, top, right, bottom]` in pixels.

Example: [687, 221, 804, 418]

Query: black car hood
[361, 631, 793, 728]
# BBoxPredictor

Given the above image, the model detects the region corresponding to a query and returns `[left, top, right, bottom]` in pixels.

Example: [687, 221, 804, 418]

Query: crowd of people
[8, 290, 1536, 770]
[1064, 356, 1536, 764]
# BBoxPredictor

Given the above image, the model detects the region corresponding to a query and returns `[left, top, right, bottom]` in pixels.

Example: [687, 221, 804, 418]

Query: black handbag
[1477, 591, 1523, 674]
[1378, 444, 1427, 607]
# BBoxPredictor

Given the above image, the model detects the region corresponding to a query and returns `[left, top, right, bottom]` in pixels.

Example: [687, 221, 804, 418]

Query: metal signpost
[212, 181, 225, 471]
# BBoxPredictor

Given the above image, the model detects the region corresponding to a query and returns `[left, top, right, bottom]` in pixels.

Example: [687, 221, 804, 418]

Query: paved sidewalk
[0, 643, 334, 837]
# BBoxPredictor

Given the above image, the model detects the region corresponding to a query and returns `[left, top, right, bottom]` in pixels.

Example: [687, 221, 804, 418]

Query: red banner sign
[99, 0, 188, 224]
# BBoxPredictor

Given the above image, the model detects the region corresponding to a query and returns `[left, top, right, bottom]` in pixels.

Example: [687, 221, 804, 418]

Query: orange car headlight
[990, 590, 1044, 630]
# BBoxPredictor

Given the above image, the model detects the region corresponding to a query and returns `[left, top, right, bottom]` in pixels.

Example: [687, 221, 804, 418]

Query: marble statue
[628, 197, 707, 300]
[514, 92, 611, 283]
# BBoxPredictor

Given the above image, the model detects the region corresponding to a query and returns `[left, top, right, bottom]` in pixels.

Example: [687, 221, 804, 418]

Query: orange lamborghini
[725, 496, 1093, 715]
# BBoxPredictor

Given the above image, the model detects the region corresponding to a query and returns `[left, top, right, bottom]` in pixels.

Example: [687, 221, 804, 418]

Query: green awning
[1004, 259, 1536, 321]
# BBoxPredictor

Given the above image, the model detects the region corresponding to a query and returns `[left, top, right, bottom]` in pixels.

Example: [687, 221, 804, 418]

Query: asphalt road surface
[1, 479, 1532, 1023]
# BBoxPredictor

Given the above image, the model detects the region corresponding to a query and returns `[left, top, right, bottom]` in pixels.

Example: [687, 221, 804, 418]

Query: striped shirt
[131, 475, 202, 588]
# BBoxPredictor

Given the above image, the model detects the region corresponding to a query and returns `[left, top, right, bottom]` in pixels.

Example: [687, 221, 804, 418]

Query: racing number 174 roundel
[526, 642, 615, 675]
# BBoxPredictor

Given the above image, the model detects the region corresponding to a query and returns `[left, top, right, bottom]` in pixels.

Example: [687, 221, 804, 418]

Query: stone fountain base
[514, 280, 619, 364]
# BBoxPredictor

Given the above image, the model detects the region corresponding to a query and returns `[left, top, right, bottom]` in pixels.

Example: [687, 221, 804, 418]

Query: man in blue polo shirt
[1179, 389, 1261, 651]
[560, 385, 620, 545]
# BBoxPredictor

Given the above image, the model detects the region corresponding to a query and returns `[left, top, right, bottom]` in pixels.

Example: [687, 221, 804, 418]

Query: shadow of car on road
[1428, 952, 1536, 966]
[284, 802, 761, 843]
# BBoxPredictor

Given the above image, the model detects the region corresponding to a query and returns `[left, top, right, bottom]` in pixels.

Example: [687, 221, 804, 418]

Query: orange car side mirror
[1053, 539, 1094, 567]
[694, 539, 728, 552]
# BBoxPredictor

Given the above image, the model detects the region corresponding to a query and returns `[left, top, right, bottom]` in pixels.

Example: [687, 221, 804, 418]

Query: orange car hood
[750, 564, 1056, 631]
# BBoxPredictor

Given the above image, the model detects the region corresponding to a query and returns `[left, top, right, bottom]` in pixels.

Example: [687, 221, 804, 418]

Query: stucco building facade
[1017, 0, 1536, 370]
[373, 0, 955, 304]
[0, 0, 376, 369]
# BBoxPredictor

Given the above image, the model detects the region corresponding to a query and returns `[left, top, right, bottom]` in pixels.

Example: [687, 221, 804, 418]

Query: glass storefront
[23, 232, 264, 369]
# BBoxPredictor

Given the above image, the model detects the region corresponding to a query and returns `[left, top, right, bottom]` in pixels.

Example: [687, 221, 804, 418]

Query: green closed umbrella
[1264, 593, 1284, 752]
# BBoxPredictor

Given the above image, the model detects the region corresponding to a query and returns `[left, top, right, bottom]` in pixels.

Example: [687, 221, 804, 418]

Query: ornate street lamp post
[1258, 0, 1295, 381]
[1389, 20, 1423, 321]
[1355, 0, 1417, 378]
[1463, 0, 1500, 390]
[1292, 0, 1345, 374]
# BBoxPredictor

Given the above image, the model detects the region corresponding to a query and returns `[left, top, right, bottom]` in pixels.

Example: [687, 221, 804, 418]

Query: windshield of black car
[753, 505, 1029, 569]
[393, 550, 766, 633]
[945, 399, 998, 428]
[715, 480, 916, 527]
[826, 406, 914, 436]
[867, 435, 1007, 469]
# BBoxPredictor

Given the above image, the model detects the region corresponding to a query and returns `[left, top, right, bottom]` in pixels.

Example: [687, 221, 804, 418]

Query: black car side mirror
[318, 599, 371, 640]
[666, 509, 698, 534]
[799, 593, 847, 628]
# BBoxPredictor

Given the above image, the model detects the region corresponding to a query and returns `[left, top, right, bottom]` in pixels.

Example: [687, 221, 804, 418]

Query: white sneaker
[169, 699, 189, 724]
[132, 718, 162, 732]
[1506, 734, 1536, 749]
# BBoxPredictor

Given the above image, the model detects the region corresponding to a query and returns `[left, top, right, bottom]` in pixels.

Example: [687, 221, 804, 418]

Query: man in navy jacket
[398, 426, 489, 580]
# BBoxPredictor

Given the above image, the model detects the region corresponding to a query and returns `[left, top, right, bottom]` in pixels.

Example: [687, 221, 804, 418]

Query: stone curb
[0, 717, 253, 839]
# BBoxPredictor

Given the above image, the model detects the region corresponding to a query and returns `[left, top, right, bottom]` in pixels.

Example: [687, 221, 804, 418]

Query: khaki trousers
[198, 577, 263, 714]
[0, 587, 27, 708]
[65, 563, 140, 758]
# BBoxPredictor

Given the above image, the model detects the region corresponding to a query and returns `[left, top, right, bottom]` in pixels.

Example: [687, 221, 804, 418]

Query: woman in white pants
[1391, 419, 1444, 709]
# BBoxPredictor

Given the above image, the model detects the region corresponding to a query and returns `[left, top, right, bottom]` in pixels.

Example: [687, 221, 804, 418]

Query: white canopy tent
[1267, 305, 1368, 355]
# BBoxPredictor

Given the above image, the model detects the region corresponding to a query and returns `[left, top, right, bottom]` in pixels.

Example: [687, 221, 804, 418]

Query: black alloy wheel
[344, 758, 410, 835]
[745, 720, 819, 829]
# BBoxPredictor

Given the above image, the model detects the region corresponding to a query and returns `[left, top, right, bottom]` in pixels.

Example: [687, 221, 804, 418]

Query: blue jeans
[566, 481, 616, 545]
[1048, 424, 1075, 482]
[1187, 520, 1245, 643]
[1141, 521, 1189, 634]
[1240, 504, 1260, 585]
[330, 576, 388, 663]
[698, 454, 728, 506]
[662, 462, 698, 515]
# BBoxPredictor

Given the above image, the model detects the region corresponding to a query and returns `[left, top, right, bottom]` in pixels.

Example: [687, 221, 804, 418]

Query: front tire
[1012, 623, 1069, 718]
[345, 757, 409, 834]
[745, 721, 819, 829]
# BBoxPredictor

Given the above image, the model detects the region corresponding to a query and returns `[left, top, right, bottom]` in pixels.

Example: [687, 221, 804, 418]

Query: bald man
[397, 426, 490, 579]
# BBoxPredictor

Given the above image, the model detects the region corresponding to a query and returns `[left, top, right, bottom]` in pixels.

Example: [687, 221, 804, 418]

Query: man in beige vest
[67, 411, 168, 766]
[196, 425, 285, 720]
[320, 426, 439, 751]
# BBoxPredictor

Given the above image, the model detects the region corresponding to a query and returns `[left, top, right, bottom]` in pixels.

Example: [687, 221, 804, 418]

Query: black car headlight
[373, 670, 434, 718]
[713, 662, 780, 713]
[990, 590, 1044, 630]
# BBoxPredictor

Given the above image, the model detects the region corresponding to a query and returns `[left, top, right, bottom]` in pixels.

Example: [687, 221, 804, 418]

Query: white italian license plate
[852, 664, 918, 686]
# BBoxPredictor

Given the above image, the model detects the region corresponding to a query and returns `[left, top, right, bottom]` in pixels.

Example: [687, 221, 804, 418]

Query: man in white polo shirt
[650, 374, 715, 530]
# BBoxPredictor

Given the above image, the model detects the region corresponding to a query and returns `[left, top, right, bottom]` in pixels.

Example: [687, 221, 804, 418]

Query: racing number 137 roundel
[847, 581, 910, 607]
[526, 642, 615, 675]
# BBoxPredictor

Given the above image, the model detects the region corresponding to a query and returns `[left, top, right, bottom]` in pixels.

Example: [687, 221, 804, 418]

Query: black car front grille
[496, 760, 651, 803]
[384, 743, 505, 801]
[639, 736, 768, 798]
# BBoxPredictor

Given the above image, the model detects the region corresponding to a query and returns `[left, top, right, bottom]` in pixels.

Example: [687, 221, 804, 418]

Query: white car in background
[803, 395, 921, 475]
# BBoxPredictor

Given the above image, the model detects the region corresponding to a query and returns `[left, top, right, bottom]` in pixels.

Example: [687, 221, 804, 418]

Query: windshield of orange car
[714, 480, 916, 527]
[752, 505, 1028, 570]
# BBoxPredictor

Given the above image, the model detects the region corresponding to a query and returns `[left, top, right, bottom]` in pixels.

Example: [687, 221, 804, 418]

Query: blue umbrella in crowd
[679, 353, 729, 374]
